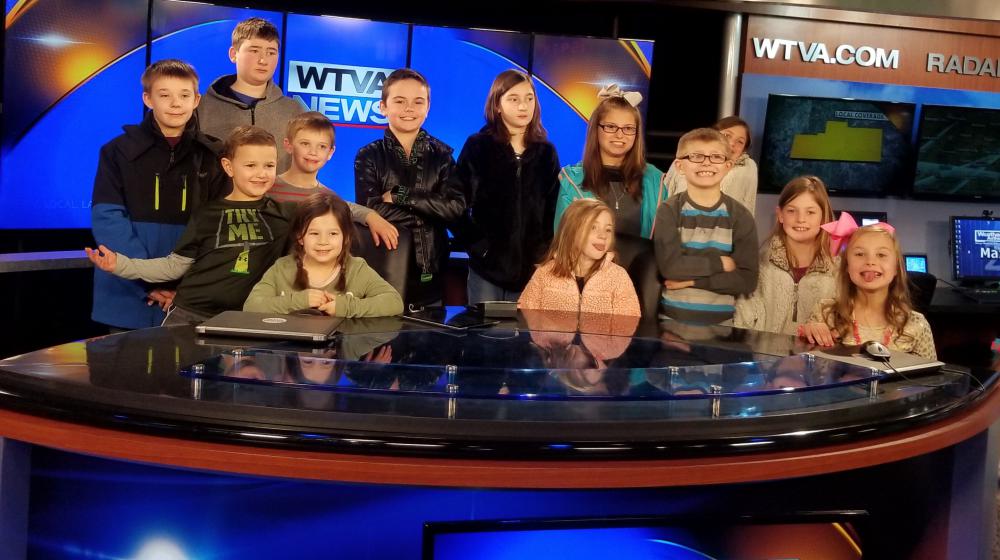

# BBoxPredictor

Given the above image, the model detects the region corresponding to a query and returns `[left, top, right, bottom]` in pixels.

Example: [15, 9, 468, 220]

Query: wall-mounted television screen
[759, 94, 915, 196]
[424, 513, 865, 559]
[913, 105, 1000, 201]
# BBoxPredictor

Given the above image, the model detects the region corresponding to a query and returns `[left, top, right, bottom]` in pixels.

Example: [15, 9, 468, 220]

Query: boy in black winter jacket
[354, 69, 464, 307]
[91, 59, 227, 330]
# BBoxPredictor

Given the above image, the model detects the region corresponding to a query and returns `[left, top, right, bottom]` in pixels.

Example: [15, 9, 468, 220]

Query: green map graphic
[790, 121, 882, 162]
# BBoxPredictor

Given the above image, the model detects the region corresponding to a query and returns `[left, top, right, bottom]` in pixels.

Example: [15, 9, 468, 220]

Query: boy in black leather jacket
[354, 69, 464, 306]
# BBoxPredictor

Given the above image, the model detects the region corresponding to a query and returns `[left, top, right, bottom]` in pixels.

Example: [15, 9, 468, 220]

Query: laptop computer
[807, 345, 944, 375]
[195, 310, 344, 342]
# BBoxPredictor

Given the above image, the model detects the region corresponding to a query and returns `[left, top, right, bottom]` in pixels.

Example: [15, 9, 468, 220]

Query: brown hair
[581, 97, 646, 201]
[231, 17, 279, 50]
[483, 69, 546, 145]
[677, 127, 731, 160]
[713, 115, 752, 152]
[821, 225, 915, 344]
[290, 191, 354, 293]
[141, 59, 198, 93]
[222, 125, 276, 159]
[380, 68, 430, 104]
[769, 175, 834, 265]
[285, 111, 335, 144]
[542, 198, 615, 280]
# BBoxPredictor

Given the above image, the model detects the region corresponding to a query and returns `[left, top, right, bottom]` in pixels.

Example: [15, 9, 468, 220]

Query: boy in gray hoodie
[197, 17, 304, 172]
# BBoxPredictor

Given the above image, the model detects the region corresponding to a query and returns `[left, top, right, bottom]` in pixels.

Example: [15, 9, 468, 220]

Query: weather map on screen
[759, 94, 915, 196]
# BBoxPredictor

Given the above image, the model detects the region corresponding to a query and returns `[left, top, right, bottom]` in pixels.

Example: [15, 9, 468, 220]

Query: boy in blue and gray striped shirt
[653, 128, 758, 324]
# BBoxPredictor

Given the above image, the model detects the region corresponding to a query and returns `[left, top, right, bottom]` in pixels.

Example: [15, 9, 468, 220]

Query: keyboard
[957, 288, 1000, 304]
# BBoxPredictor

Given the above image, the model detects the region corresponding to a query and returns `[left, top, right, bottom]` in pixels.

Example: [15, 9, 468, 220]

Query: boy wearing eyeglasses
[653, 128, 758, 324]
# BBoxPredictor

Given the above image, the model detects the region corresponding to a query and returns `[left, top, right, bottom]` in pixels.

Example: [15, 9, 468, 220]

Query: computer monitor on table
[951, 216, 1000, 286]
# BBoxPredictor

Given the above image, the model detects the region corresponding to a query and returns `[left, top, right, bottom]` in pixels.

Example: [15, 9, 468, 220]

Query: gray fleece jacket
[197, 75, 305, 173]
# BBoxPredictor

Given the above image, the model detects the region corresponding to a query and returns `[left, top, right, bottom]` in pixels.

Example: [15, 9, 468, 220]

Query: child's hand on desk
[799, 322, 839, 347]
[85, 245, 117, 273]
[366, 212, 399, 249]
[306, 289, 330, 308]
[318, 294, 337, 316]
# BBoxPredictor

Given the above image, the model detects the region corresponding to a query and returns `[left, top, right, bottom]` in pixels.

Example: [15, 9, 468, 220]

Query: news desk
[1, 311, 997, 559]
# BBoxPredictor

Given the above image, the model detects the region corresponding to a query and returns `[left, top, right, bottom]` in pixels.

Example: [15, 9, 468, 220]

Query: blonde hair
[222, 125, 276, 159]
[285, 111, 335, 144]
[141, 59, 198, 93]
[543, 199, 615, 280]
[821, 225, 914, 344]
[769, 175, 834, 264]
[677, 127, 731, 160]
[581, 97, 646, 201]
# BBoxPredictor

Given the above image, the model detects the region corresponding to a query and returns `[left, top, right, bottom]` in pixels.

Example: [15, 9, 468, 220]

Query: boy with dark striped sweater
[653, 128, 758, 324]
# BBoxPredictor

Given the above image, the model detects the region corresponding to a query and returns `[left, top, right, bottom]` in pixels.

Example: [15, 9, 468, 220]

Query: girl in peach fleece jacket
[518, 199, 641, 316]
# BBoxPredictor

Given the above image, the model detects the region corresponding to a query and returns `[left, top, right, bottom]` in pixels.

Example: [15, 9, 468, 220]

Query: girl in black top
[451, 69, 561, 304]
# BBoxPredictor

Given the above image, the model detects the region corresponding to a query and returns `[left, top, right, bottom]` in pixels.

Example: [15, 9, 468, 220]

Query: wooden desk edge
[2, 385, 998, 489]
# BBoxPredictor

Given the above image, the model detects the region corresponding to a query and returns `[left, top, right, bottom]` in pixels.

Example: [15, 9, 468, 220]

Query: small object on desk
[861, 340, 891, 360]
[477, 300, 518, 318]
[195, 310, 344, 342]
[807, 344, 944, 375]
[402, 307, 500, 331]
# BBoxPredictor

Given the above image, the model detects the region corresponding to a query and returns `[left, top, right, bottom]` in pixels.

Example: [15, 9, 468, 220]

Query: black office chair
[351, 224, 413, 304]
[614, 234, 661, 319]
[907, 271, 937, 315]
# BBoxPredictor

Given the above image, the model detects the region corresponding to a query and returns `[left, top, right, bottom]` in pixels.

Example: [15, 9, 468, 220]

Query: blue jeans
[467, 268, 521, 305]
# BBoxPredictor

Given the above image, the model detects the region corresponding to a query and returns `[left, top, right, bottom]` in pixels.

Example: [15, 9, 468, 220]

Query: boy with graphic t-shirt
[197, 17, 304, 172]
[87, 126, 296, 325]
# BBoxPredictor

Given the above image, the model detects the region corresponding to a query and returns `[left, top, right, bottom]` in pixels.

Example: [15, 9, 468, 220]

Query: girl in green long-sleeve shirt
[244, 191, 403, 317]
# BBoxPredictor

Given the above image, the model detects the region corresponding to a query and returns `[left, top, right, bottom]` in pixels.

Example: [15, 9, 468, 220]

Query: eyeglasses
[598, 123, 638, 136]
[680, 153, 728, 164]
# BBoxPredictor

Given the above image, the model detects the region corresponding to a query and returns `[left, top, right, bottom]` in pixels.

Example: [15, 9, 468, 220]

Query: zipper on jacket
[154, 173, 160, 211]
[791, 282, 800, 323]
[181, 175, 188, 212]
[168, 148, 175, 168]
[250, 105, 256, 125]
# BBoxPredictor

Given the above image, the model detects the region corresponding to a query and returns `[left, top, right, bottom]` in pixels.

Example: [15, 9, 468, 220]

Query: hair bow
[597, 83, 643, 107]
[821, 212, 896, 254]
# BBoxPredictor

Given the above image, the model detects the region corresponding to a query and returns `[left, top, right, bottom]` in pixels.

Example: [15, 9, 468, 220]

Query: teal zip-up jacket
[554, 163, 667, 238]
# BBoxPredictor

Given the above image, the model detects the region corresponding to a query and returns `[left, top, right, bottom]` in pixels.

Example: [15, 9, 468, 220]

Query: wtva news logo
[287, 61, 391, 126]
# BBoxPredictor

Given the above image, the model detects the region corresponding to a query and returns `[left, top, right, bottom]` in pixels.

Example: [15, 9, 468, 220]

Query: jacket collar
[119, 111, 202, 162]
[767, 235, 832, 274]
[384, 128, 429, 163]
[207, 74, 284, 108]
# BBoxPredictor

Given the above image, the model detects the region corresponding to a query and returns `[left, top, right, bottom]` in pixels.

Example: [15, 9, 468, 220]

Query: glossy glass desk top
[0, 311, 993, 459]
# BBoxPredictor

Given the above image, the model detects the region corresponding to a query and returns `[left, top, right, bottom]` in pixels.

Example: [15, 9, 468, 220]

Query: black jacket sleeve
[403, 153, 465, 223]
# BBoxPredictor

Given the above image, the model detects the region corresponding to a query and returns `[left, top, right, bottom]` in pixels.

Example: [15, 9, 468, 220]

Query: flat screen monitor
[904, 254, 928, 273]
[951, 216, 1000, 283]
[759, 94, 915, 196]
[913, 105, 1000, 201]
[424, 513, 865, 560]
[835, 210, 888, 227]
